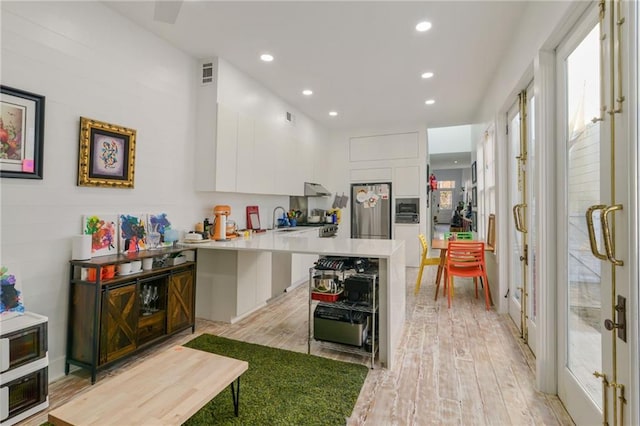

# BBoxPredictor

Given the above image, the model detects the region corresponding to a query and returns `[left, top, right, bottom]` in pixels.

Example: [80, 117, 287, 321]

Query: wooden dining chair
[414, 234, 441, 295]
[443, 241, 491, 310]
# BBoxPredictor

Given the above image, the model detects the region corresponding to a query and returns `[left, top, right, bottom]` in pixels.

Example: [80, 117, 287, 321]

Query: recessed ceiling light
[329, 111, 338, 117]
[415, 21, 432, 32]
[454, 160, 458, 164]
[260, 53, 274, 62]
[421, 72, 434, 79]
[302, 89, 313, 96]
[425, 99, 435, 105]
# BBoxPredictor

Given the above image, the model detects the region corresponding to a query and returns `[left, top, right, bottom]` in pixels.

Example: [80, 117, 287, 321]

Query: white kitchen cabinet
[196, 250, 271, 323]
[393, 224, 420, 267]
[291, 253, 319, 284]
[297, 139, 315, 187]
[350, 167, 393, 182]
[215, 104, 238, 192]
[253, 119, 276, 194]
[271, 230, 319, 297]
[198, 101, 317, 195]
[274, 135, 297, 196]
[349, 132, 419, 162]
[271, 253, 292, 298]
[394, 165, 420, 196]
[235, 112, 255, 193]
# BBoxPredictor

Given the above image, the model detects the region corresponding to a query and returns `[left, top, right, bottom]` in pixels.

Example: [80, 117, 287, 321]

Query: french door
[507, 83, 537, 356]
[557, 2, 636, 424]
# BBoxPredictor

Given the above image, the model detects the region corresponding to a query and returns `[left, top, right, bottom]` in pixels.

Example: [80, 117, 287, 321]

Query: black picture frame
[0, 86, 45, 179]
[472, 211, 477, 232]
[471, 161, 477, 184]
[472, 186, 477, 207]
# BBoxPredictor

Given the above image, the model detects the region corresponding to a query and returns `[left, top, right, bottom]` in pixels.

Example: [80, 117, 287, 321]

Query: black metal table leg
[230, 377, 241, 416]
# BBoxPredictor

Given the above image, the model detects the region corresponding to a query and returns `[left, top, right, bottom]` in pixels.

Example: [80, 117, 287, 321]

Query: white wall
[476, 1, 577, 123]
[324, 124, 428, 239]
[0, 1, 310, 381]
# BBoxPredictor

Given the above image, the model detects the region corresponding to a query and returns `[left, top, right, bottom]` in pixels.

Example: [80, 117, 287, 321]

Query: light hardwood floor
[21, 265, 574, 425]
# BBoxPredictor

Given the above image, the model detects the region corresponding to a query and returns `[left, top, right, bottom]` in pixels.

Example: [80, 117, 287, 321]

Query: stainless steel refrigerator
[351, 182, 392, 239]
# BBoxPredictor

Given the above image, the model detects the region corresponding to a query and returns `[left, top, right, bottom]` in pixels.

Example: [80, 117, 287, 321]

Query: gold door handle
[512, 204, 527, 233]
[601, 204, 623, 266]
[512, 205, 521, 232]
[586, 205, 608, 260]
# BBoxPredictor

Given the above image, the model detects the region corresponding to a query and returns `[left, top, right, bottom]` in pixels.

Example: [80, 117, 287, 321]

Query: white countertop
[179, 228, 404, 258]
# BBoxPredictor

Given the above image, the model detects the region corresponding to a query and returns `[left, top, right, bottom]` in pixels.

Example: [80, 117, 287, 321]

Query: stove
[318, 224, 338, 238]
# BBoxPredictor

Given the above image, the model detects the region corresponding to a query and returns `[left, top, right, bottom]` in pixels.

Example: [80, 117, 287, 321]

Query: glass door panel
[566, 22, 602, 408]
[557, 8, 604, 423]
[526, 88, 537, 355]
[507, 101, 523, 332]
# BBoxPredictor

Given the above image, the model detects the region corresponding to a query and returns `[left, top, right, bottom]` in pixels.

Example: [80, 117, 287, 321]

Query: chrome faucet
[272, 206, 286, 229]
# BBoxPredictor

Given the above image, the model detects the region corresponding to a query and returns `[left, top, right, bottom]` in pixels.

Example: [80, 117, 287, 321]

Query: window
[479, 126, 496, 239]
[438, 180, 456, 189]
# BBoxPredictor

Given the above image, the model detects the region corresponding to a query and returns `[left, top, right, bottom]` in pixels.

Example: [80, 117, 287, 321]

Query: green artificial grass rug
[183, 334, 369, 425]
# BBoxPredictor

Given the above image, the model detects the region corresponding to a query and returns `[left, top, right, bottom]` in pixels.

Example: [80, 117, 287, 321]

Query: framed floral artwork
[82, 214, 118, 256]
[119, 213, 147, 253]
[78, 117, 136, 188]
[0, 86, 45, 179]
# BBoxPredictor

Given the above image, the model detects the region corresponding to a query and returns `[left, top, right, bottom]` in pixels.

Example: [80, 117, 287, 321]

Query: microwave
[395, 198, 420, 223]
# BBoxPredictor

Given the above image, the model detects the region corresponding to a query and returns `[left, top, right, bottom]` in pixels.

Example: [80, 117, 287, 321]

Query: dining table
[431, 238, 495, 301]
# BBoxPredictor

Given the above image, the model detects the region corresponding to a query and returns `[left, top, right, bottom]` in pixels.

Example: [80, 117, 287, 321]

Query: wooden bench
[48, 346, 248, 425]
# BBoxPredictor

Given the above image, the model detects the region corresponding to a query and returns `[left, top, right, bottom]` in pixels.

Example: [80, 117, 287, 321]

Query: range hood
[304, 182, 331, 197]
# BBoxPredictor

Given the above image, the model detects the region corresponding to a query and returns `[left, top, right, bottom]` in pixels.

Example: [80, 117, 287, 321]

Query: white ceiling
[106, 1, 527, 131]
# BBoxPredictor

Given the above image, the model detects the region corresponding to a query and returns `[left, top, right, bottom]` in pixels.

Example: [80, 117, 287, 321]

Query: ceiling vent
[201, 62, 214, 85]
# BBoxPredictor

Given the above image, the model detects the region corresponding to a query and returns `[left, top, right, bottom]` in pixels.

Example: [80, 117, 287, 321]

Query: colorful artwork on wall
[1, 265, 24, 319]
[82, 214, 118, 256]
[119, 213, 147, 253]
[148, 212, 172, 247]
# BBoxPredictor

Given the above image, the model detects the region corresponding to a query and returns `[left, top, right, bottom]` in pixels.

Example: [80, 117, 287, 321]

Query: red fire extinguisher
[429, 173, 438, 192]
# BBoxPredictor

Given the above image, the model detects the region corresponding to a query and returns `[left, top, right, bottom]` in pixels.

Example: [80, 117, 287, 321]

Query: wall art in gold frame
[78, 117, 136, 188]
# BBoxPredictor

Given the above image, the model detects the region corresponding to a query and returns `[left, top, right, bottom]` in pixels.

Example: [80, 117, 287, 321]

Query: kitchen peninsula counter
[181, 230, 406, 369]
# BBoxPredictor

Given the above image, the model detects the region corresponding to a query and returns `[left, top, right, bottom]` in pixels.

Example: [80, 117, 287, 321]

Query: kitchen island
[181, 230, 406, 369]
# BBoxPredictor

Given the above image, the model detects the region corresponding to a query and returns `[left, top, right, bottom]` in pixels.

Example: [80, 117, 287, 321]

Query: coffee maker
[212, 205, 231, 241]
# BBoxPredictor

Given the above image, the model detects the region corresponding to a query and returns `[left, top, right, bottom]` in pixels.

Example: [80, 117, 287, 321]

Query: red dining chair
[443, 241, 491, 310]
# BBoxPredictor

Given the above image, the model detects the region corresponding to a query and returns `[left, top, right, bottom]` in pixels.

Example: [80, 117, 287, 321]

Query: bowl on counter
[307, 215, 321, 223]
